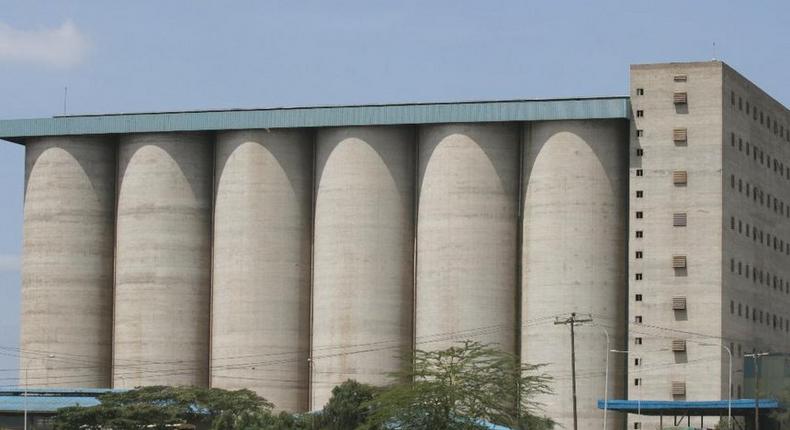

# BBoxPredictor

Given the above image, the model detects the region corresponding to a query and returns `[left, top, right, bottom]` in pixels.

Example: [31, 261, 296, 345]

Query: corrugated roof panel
[0, 97, 630, 142]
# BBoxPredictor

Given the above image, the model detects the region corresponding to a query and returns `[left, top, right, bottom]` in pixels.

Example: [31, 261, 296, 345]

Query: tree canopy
[364, 341, 554, 430]
[53, 342, 554, 430]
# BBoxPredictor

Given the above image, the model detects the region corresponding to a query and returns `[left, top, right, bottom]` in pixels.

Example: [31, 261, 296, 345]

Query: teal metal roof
[0, 388, 124, 413]
[0, 97, 630, 143]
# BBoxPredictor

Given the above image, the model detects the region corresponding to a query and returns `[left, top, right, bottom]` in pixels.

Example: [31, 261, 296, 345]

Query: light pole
[745, 349, 769, 430]
[611, 350, 640, 423]
[24, 354, 55, 430]
[594, 325, 610, 430]
[699, 342, 732, 428]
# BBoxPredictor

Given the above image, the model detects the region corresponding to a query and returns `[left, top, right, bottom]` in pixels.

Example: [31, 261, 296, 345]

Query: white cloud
[0, 254, 20, 273]
[0, 20, 89, 68]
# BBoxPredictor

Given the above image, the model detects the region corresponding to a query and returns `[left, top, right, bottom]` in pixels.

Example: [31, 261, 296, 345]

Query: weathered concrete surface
[311, 126, 415, 409]
[21, 136, 115, 387]
[522, 120, 628, 430]
[113, 132, 212, 387]
[211, 129, 312, 411]
[416, 123, 519, 354]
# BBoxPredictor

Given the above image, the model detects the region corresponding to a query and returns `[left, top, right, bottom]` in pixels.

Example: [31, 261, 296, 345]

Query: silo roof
[0, 96, 630, 144]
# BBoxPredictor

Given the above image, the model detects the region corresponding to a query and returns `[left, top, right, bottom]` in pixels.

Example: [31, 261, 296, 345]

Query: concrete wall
[113, 132, 212, 387]
[21, 136, 115, 387]
[416, 123, 519, 353]
[211, 129, 312, 411]
[522, 120, 628, 430]
[629, 62, 725, 429]
[311, 126, 415, 408]
[722, 64, 790, 402]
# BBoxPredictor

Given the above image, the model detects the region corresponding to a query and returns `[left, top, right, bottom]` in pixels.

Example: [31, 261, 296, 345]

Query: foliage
[53, 385, 274, 430]
[772, 384, 790, 426]
[316, 379, 381, 430]
[364, 341, 554, 430]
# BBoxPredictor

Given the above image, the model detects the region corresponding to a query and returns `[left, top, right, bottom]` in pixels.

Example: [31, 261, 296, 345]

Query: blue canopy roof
[598, 399, 781, 416]
[0, 388, 122, 414]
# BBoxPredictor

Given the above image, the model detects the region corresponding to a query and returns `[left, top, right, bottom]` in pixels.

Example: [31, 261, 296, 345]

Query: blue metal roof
[0, 388, 123, 413]
[598, 399, 781, 415]
[0, 97, 630, 143]
[0, 395, 101, 413]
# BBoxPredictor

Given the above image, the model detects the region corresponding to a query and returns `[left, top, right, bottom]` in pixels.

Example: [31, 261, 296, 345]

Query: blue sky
[0, 1, 788, 385]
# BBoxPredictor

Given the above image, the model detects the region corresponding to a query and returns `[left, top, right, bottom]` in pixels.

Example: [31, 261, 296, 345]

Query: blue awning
[598, 399, 781, 416]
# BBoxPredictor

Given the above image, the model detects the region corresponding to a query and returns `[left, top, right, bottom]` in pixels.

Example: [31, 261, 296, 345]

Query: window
[635, 230, 643, 238]
[636, 190, 644, 198]
[634, 358, 641, 366]
[636, 129, 644, 137]
[673, 213, 687, 227]
[730, 300, 734, 314]
[672, 170, 688, 185]
[673, 92, 688, 104]
[634, 422, 641, 429]
[634, 378, 641, 386]
[636, 88, 644, 96]
[635, 337, 643, 345]
[635, 273, 643, 280]
[636, 211, 643, 219]
[635, 316, 643, 323]
[636, 169, 644, 176]
[635, 294, 643, 301]
[636, 110, 644, 117]
[636, 251, 643, 259]
[674, 128, 688, 143]
[636, 148, 644, 156]
[674, 75, 687, 82]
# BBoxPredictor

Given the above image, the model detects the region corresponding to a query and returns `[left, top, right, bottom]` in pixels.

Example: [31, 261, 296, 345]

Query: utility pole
[555, 312, 593, 430]
[745, 349, 769, 430]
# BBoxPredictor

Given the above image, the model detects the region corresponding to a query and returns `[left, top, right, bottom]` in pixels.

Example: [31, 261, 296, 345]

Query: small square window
[635, 337, 643, 345]
[635, 294, 643, 301]
[635, 251, 643, 259]
[636, 110, 644, 117]
[635, 273, 643, 280]
[635, 315, 643, 323]
[636, 88, 644, 96]
[634, 358, 641, 366]
[636, 169, 644, 176]
[635, 230, 643, 238]
[634, 378, 641, 386]
[636, 148, 644, 156]
[636, 211, 643, 219]
[636, 129, 644, 137]
[636, 190, 644, 198]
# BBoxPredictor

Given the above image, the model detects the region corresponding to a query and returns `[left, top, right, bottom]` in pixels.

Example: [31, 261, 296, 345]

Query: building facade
[2, 61, 788, 430]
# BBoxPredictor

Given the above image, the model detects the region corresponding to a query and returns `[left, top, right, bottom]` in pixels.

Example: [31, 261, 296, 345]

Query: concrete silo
[311, 126, 415, 408]
[416, 123, 519, 354]
[21, 136, 116, 387]
[521, 120, 628, 430]
[113, 132, 213, 387]
[211, 129, 312, 411]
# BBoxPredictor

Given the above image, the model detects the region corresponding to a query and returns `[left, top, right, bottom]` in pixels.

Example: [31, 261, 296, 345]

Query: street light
[698, 342, 732, 428]
[593, 325, 610, 430]
[610, 350, 640, 423]
[745, 349, 769, 430]
[24, 354, 55, 430]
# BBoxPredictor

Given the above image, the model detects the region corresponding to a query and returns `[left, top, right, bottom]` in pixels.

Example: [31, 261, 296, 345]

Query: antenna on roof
[63, 86, 68, 116]
[712, 42, 717, 61]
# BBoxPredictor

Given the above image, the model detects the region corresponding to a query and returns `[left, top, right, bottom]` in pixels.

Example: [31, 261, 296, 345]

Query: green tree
[364, 341, 554, 430]
[316, 379, 381, 430]
[53, 385, 275, 430]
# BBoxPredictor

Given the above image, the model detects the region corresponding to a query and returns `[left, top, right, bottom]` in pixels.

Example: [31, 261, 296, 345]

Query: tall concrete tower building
[628, 61, 790, 429]
[2, 60, 788, 430]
